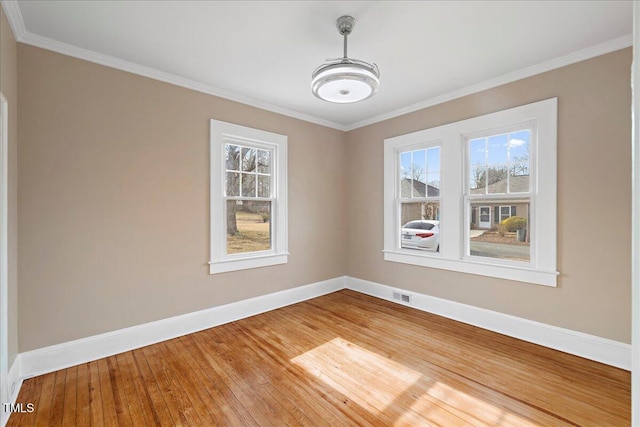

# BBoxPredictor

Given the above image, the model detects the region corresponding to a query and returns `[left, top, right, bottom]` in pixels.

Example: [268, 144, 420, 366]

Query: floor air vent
[392, 291, 411, 305]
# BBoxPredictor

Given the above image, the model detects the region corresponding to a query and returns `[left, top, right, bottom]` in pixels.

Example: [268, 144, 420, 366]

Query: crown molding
[345, 34, 632, 131]
[1, 1, 25, 40]
[1, 0, 632, 133]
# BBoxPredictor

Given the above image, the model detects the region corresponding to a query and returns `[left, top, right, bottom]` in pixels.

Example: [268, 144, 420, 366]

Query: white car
[401, 220, 440, 251]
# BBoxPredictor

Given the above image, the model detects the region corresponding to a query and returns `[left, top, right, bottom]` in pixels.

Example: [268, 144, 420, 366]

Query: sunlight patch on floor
[291, 337, 421, 415]
[291, 337, 541, 426]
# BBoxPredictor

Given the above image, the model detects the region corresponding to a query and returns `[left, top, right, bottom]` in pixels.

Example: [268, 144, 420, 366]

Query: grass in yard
[227, 211, 270, 254]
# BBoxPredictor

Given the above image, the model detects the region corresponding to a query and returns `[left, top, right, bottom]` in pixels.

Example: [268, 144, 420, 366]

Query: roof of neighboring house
[470, 175, 529, 195]
[401, 178, 440, 198]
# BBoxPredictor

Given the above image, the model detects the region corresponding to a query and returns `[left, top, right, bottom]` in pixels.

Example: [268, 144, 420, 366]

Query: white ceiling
[4, 1, 633, 130]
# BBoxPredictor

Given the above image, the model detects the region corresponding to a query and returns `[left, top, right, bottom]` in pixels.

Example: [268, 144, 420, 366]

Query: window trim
[383, 98, 558, 287]
[209, 120, 288, 274]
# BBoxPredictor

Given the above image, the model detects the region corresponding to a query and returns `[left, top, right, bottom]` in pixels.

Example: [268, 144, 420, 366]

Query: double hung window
[384, 98, 557, 286]
[210, 120, 288, 274]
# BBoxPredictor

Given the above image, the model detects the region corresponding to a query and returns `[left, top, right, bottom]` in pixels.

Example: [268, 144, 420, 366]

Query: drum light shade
[311, 16, 380, 104]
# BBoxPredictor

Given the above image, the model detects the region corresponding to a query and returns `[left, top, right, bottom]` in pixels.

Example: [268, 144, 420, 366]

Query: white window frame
[209, 120, 288, 274]
[384, 98, 558, 287]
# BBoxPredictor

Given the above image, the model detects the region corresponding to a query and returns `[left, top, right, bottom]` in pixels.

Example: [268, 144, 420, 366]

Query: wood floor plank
[158, 338, 227, 426]
[119, 350, 160, 426]
[47, 370, 66, 427]
[114, 352, 151, 427]
[74, 363, 91, 427]
[87, 360, 105, 427]
[174, 334, 259, 427]
[190, 329, 281, 427]
[106, 356, 133, 427]
[130, 348, 182, 426]
[140, 340, 204, 426]
[60, 366, 77, 426]
[5, 290, 631, 426]
[32, 372, 56, 427]
[220, 323, 324, 427]
[215, 326, 340, 427]
[96, 358, 118, 426]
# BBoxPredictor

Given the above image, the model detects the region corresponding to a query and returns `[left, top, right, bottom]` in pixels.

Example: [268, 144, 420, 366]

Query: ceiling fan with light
[311, 15, 380, 104]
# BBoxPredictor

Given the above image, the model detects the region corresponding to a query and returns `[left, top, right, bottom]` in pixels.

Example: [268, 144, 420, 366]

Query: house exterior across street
[400, 176, 530, 231]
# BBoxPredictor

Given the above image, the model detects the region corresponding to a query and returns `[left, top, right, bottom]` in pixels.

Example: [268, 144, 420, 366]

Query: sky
[469, 129, 530, 166]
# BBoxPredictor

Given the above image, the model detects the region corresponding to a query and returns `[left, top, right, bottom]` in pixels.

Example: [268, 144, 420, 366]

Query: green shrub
[499, 216, 527, 233]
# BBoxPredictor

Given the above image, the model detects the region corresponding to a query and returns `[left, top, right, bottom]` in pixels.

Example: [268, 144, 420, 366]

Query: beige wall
[347, 48, 632, 343]
[1, 7, 19, 366]
[17, 45, 347, 351]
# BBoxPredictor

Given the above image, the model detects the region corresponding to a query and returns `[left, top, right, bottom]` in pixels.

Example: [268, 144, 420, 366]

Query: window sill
[383, 250, 558, 287]
[209, 253, 289, 274]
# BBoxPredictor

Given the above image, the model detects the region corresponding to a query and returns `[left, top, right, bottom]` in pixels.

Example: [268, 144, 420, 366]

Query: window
[210, 120, 288, 274]
[384, 98, 557, 286]
[499, 206, 517, 222]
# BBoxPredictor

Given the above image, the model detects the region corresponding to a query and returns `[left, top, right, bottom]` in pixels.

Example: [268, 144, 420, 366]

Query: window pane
[400, 201, 440, 252]
[226, 144, 240, 171]
[257, 150, 271, 174]
[241, 173, 256, 197]
[226, 172, 240, 196]
[427, 173, 440, 196]
[258, 175, 270, 198]
[412, 150, 426, 175]
[468, 200, 530, 262]
[469, 166, 486, 193]
[469, 138, 486, 165]
[487, 166, 508, 194]
[509, 130, 530, 162]
[469, 130, 530, 195]
[414, 174, 427, 198]
[509, 169, 530, 193]
[427, 147, 440, 173]
[400, 152, 412, 197]
[242, 147, 256, 172]
[400, 148, 440, 199]
[400, 179, 412, 198]
[400, 152, 412, 178]
[500, 206, 511, 222]
[487, 134, 508, 164]
[226, 200, 271, 254]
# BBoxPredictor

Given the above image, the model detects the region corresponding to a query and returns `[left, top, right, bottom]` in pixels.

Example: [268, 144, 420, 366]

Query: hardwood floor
[7, 290, 630, 426]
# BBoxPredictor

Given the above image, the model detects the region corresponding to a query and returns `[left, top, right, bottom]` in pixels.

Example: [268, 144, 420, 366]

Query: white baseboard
[7, 356, 21, 404]
[18, 276, 346, 380]
[346, 276, 631, 370]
